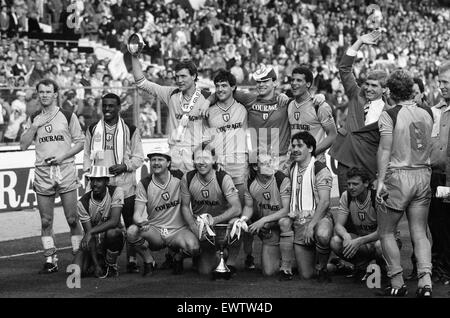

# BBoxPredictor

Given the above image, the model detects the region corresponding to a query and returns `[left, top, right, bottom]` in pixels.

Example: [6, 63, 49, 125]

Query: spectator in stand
[3, 90, 27, 142]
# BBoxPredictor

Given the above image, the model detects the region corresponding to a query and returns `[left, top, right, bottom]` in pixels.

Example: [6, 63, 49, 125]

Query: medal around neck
[127, 33, 145, 57]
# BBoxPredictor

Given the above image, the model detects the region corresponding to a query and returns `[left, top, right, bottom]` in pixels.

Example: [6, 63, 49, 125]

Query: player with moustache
[127, 144, 200, 275]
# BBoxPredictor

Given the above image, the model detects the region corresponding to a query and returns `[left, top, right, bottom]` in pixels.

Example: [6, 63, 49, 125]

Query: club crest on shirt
[202, 190, 209, 198]
[297, 175, 303, 185]
[263, 192, 271, 200]
[222, 113, 230, 122]
[162, 192, 170, 201]
[294, 112, 300, 121]
[106, 133, 113, 141]
[262, 113, 269, 120]
[358, 212, 366, 221]
[44, 124, 52, 133]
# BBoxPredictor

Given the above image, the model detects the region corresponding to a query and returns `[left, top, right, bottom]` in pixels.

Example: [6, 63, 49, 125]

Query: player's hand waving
[359, 30, 381, 45]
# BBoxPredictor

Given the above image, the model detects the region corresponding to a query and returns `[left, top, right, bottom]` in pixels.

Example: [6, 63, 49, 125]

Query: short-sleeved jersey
[337, 191, 377, 236]
[77, 186, 124, 227]
[31, 108, 84, 167]
[135, 170, 186, 230]
[180, 170, 238, 217]
[238, 93, 290, 156]
[287, 98, 335, 162]
[208, 100, 248, 178]
[136, 79, 210, 148]
[290, 162, 333, 214]
[245, 172, 291, 219]
[378, 103, 433, 169]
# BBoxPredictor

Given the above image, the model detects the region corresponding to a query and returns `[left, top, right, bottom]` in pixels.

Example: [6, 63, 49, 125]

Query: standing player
[207, 69, 253, 269]
[429, 61, 450, 285]
[329, 30, 389, 194]
[376, 70, 434, 297]
[289, 131, 334, 282]
[288, 66, 337, 163]
[330, 167, 383, 281]
[127, 144, 200, 275]
[180, 142, 242, 275]
[74, 166, 125, 278]
[83, 93, 144, 274]
[20, 79, 85, 273]
[238, 153, 293, 279]
[132, 55, 210, 173]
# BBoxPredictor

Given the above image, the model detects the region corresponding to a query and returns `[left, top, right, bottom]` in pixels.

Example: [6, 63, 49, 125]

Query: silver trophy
[206, 224, 238, 280]
[127, 33, 145, 56]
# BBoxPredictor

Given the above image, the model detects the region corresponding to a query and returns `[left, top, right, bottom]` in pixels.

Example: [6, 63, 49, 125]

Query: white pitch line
[0, 246, 72, 259]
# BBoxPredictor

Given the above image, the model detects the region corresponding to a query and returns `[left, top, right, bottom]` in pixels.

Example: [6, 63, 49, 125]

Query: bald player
[181, 142, 242, 275]
[238, 153, 292, 279]
[127, 144, 200, 275]
[20, 78, 84, 274]
[288, 66, 337, 163]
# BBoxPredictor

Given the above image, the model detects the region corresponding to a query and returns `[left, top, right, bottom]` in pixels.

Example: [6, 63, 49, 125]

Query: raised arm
[339, 30, 381, 99]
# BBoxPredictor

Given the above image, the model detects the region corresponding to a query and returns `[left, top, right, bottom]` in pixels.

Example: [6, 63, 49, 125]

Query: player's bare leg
[60, 189, 83, 255]
[406, 204, 432, 297]
[36, 194, 58, 273]
[294, 245, 315, 279]
[278, 217, 294, 280]
[261, 244, 280, 276]
[377, 207, 405, 293]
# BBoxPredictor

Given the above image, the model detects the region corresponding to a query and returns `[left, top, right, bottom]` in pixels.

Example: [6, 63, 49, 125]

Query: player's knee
[127, 225, 140, 242]
[278, 217, 292, 232]
[106, 228, 122, 240]
[41, 217, 52, 230]
[66, 215, 78, 228]
[330, 236, 343, 254]
[185, 238, 200, 255]
[315, 227, 332, 247]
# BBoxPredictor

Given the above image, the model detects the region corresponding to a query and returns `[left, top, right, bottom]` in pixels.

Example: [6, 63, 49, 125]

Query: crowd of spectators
[0, 0, 449, 143]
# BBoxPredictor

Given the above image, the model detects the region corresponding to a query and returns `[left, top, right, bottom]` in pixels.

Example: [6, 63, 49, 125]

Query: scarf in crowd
[91, 117, 126, 165]
[290, 157, 316, 223]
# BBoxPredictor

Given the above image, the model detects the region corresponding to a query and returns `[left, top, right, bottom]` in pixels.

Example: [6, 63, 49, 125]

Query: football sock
[130, 238, 154, 264]
[279, 231, 294, 272]
[106, 249, 120, 265]
[315, 243, 331, 271]
[390, 272, 404, 289]
[71, 235, 82, 253]
[42, 236, 56, 263]
[418, 273, 432, 289]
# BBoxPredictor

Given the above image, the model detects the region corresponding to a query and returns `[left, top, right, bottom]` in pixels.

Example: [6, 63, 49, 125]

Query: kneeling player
[74, 166, 125, 278]
[289, 131, 334, 282]
[127, 144, 200, 275]
[330, 167, 383, 282]
[235, 153, 293, 279]
[181, 142, 242, 275]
